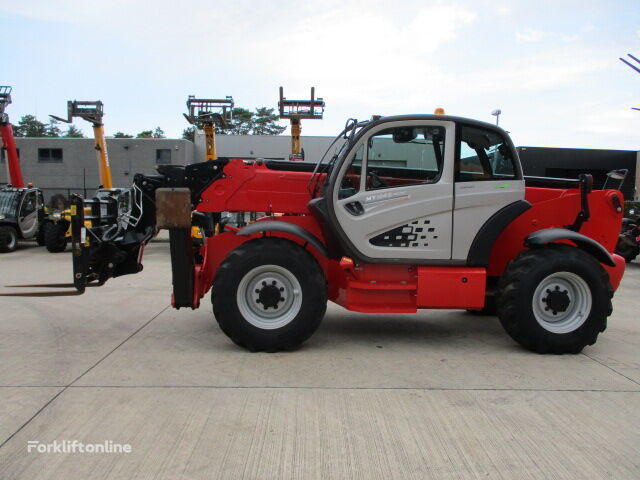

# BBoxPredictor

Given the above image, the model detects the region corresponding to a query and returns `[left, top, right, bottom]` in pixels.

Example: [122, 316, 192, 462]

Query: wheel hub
[255, 281, 285, 310]
[543, 286, 571, 315]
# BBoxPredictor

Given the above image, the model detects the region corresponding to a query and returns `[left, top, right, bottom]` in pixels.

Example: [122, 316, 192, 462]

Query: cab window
[19, 191, 37, 216]
[457, 126, 516, 182]
[338, 145, 363, 199]
[365, 126, 445, 190]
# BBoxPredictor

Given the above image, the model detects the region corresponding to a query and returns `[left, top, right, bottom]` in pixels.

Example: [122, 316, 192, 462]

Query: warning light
[434, 108, 445, 115]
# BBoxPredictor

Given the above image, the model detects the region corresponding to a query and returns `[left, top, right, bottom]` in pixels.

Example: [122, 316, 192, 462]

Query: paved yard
[0, 242, 638, 479]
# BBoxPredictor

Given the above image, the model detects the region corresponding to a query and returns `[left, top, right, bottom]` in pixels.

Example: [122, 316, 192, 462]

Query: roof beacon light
[434, 108, 445, 115]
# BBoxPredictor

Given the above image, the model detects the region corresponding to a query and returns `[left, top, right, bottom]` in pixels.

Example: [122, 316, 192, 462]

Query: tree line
[11, 107, 286, 141]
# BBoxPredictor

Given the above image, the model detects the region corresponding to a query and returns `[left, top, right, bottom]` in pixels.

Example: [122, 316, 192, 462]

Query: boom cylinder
[0, 122, 24, 188]
[204, 124, 217, 160]
[92, 123, 113, 189]
[290, 118, 301, 155]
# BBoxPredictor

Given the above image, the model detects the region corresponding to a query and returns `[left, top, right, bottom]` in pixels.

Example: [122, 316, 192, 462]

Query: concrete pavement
[0, 242, 638, 479]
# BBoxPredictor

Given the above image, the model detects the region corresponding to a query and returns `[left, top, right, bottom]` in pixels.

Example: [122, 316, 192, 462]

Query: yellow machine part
[204, 124, 217, 161]
[60, 206, 92, 238]
[290, 118, 301, 155]
[92, 124, 113, 189]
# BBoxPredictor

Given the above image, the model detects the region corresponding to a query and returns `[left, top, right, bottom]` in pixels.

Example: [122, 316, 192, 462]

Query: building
[518, 147, 638, 201]
[1, 137, 194, 200]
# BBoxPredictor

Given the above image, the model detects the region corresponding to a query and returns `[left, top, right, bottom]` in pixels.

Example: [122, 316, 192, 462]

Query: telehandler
[0, 86, 47, 252]
[44, 100, 115, 252]
[7, 112, 626, 354]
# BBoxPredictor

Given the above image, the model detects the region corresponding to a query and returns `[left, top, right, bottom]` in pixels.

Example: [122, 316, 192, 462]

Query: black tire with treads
[44, 221, 68, 253]
[212, 237, 327, 352]
[0, 225, 18, 253]
[497, 245, 612, 354]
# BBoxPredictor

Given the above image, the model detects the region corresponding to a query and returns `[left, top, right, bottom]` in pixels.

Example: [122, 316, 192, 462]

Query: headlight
[0, 214, 5, 220]
[52, 212, 62, 220]
[630, 209, 636, 216]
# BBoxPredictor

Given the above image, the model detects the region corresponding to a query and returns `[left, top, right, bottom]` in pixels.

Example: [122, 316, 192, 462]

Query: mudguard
[525, 228, 615, 267]
[237, 220, 329, 258]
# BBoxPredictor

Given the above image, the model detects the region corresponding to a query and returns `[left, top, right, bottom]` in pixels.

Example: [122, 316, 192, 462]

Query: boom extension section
[51, 100, 113, 189]
[0, 86, 24, 188]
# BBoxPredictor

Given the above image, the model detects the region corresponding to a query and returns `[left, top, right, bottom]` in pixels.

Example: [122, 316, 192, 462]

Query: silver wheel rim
[532, 271, 592, 334]
[236, 264, 302, 330]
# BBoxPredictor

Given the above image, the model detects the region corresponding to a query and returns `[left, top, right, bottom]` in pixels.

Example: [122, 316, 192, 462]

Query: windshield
[0, 191, 20, 219]
[307, 118, 369, 197]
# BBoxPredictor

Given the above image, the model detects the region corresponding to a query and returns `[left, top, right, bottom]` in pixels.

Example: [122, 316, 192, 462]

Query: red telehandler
[0, 86, 46, 252]
[6, 112, 627, 354]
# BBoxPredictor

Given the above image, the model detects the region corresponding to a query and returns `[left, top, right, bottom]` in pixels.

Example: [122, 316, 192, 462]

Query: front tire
[0, 225, 18, 253]
[44, 222, 68, 253]
[497, 245, 611, 354]
[212, 238, 327, 352]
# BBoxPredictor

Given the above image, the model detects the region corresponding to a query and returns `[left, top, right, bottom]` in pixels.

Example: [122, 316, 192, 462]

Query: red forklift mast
[0, 86, 24, 188]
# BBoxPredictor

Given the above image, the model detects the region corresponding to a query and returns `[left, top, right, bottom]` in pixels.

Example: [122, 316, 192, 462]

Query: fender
[525, 228, 615, 267]
[467, 200, 532, 266]
[237, 220, 329, 258]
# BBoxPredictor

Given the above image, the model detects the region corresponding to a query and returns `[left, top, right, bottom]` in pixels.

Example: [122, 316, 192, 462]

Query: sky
[1, 0, 639, 150]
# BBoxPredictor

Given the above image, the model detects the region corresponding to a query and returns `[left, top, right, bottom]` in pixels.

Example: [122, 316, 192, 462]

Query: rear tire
[0, 225, 18, 253]
[497, 245, 611, 354]
[212, 238, 327, 352]
[44, 222, 68, 253]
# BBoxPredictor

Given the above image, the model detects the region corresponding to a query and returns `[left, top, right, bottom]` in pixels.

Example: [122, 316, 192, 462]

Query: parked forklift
[278, 87, 324, 161]
[44, 100, 114, 252]
[0, 86, 47, 253]
[6, 111, 627, 355]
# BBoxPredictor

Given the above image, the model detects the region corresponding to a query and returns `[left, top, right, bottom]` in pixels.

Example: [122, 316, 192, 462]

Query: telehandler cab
[7, 112, 626, 354]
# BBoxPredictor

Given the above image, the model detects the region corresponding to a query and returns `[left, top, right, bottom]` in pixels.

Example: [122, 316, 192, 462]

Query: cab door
[17, 189, 39, 238]
[331, 120, 455, 261]
[451, 124, 525, 260]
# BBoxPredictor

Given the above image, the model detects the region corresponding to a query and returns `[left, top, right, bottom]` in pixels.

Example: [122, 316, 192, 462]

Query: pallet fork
[0, 195, 114, 296]
[278, 87, 324, 160]
[183, 96, 234, 161]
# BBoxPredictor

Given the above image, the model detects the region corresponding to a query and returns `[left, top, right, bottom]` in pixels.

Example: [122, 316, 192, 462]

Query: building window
[156, 149, 171, 164]
[0, 147, 20, 163]
[38, 148, 63, 163]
